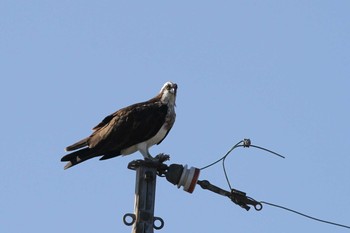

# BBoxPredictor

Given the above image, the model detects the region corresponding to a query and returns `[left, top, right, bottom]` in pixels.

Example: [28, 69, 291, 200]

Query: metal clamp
[197, 180, 263, 211]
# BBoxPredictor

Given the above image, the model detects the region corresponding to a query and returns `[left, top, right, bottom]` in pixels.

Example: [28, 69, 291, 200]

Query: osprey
[61, 81, 177, 169]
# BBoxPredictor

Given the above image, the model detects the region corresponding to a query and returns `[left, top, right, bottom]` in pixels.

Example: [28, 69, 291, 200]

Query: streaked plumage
[61, 81, 177, 169]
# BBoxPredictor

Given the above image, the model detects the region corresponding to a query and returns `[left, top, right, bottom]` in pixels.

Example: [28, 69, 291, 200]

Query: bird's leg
[145, 152, 157, 161]
[139, 147, 157, 161]
[138, 144, 169, 162]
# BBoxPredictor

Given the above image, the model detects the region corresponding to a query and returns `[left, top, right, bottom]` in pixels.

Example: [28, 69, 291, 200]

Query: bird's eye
[166, 84, 171, 90]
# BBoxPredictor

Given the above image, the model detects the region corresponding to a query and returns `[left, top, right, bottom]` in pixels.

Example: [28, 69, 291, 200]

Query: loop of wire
[200, 139, 284, 189]
[200, 139, 350, 230]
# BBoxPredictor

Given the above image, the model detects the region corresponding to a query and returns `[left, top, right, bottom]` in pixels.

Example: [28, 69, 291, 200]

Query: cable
[200, 140, 243, 170]
[222, 154, 232, 190]
[200, 139, 284, 171]
[200, 139, 284, 190]
[249, 145, 285, 159]
[200, 139, 350, 230]
[261, 201, 350, 230]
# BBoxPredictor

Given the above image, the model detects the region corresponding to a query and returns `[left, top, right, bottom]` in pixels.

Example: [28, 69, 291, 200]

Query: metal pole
[133, 162, 157, 233]
[124, 159, 165, 233]
[123, 157, 169, 233]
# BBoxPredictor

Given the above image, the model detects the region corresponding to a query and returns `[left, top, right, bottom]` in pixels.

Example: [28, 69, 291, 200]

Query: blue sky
[1, 1, 350, 232]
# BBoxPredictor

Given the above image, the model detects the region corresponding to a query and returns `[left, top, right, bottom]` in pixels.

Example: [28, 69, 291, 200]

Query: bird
[61, 81, 177, 169]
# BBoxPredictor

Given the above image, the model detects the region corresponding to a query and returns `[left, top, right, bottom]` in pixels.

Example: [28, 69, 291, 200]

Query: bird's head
[160, 81, 177, 106]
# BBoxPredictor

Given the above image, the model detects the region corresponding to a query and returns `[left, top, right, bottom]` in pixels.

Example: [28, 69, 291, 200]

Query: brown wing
[87, 102, 168, 154]
[92, 111, 118, 131]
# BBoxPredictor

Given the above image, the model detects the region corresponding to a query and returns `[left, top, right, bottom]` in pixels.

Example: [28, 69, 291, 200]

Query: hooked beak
[170, 84, 178, 94]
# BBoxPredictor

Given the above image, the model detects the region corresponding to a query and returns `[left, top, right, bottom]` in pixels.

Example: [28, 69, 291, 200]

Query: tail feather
[61, 148, 98, 169]
[65, 137, 89, 151]
[100, 153, 120, 160]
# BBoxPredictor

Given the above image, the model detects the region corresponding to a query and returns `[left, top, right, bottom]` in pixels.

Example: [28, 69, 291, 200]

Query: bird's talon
[155, 153, 170, 162]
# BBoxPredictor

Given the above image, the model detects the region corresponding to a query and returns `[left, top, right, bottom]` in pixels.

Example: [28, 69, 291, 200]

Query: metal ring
[153, 217, 164, 230]
[254, 203, 263, 211]
[123, 213, 136, 226]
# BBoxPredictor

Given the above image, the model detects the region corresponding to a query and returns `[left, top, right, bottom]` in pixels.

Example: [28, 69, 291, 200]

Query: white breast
[120, 124, 168, 156]
[145, 124, 168, 147]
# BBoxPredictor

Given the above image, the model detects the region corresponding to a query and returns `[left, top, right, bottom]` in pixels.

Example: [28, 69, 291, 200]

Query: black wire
[261, 201, 350, 230]
[222, 154, 232, 190]
[249, 145, 285, 158]
[200, 140, 243, 170]
[201, 140, 285, 190]
[200, 140, 285, 171]
[201, 140, 285, 191]
[200, 140, 350, 230]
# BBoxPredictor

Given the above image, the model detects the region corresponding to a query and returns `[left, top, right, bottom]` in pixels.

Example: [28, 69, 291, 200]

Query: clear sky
[1, 1, 350, 233]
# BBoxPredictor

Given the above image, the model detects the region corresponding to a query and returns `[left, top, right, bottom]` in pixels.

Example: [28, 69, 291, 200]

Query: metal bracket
[125, 155, 169, 233]
[197, 180, 262, 211]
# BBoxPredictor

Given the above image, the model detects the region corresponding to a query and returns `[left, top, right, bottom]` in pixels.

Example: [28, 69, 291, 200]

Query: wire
[249, 145, 285, 158]
[200, 140, 284, 170]
[200, 140, 284, 190]
[200, 140, 243, 170]
[200, 139, 350, 230]
[261, 201, 350, 230]
[222, 153, 232, 190]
